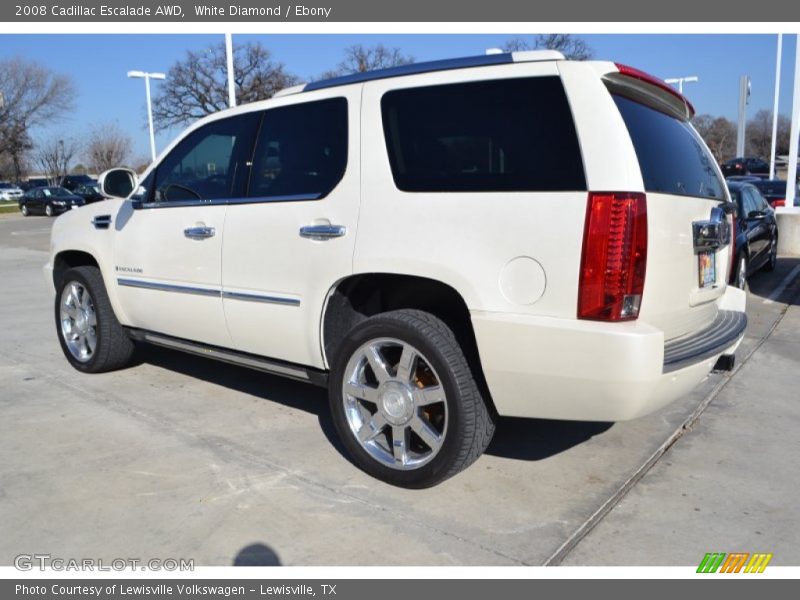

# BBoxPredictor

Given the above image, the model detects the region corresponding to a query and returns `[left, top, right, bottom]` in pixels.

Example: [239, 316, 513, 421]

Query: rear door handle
[299, 224, 346, 241]
[184, 226, 216, 240]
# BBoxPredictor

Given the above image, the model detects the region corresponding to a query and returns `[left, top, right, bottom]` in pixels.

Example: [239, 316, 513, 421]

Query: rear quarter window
[381, 77, 586, 193]
[613, 94, 724, 200]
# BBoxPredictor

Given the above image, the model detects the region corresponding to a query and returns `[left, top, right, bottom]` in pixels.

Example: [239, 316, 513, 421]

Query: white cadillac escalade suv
[45, 51, 746, 487]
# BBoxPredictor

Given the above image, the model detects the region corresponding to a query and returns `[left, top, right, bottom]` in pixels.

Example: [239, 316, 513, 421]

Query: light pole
[127, 70, 166, 162]
[769, 34, 783, 180]
[225, 33, 236, 108]
[665, 76, 699, 94]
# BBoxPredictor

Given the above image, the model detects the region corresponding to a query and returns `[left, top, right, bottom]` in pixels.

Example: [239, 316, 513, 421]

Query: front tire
[55, 266, 136, 373]
[45, 203, 54, 217]
[329, 309, 495, 488]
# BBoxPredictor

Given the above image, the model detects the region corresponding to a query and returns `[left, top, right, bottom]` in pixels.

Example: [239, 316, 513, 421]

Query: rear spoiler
[603, 64, 695, 122]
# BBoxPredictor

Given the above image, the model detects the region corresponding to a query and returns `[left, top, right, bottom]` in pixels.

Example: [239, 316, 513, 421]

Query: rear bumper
[471, 286, 746, 422]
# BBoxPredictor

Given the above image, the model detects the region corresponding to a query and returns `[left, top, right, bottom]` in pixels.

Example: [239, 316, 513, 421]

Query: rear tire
[55, 266, 136, 373]
[329, 309, 495, 488]
[765, 237, 778, 272]
[735, 253, 749, 291]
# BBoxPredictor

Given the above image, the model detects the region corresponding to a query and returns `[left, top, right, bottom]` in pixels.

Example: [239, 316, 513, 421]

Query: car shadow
[747, 257, 800, 306]
[142, 345, 613, 466]
[486, 417, 613, 460]
[233, 542, 282, 566]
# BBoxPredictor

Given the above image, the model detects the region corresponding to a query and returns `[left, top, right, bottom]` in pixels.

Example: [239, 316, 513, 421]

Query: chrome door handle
[299, 224, 346, 241]
[184, 226, 216, 240]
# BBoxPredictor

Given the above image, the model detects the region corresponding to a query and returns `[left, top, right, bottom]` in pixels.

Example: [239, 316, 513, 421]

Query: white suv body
[45, 52, 746, 487]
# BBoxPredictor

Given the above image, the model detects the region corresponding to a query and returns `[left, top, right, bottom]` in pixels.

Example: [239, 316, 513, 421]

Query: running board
[126, 329, 328, 387]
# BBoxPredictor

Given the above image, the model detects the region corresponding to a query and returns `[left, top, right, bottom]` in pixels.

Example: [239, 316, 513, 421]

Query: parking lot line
[762, 264, 800, 304]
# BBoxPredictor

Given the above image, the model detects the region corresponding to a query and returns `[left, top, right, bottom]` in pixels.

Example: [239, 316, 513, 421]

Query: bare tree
[323, 44, 414, 78]
[0, 58, 75, 181]
[503, 34, 593, 60]
[35, 138, 78, 186]
[746, 109, 792, 159]
[693, 114, 737, 162]
[85, 123, 133, 174]
[151, 42, 298, 130]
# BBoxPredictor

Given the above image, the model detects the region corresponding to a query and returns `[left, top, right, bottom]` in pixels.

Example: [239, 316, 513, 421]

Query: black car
[721, 157, 769, 178]
[73, 183, 107, 204]
[19, 187, 85, 217]
[20, 178, 49, 191]
[727, 181, 779, 289]
[750, 178, 800, 208]
[59, 174, 97, 192]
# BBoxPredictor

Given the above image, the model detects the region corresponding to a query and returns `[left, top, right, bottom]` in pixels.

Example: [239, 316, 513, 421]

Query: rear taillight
[578, 192, 648, 321]
[773, 199, 785, 208]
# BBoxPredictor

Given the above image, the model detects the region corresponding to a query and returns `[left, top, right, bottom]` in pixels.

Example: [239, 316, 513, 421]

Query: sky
[1, 33, 797, 162]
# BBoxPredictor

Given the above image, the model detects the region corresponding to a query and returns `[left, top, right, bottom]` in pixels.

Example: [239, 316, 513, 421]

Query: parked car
[21, 178, 49, 191]
[0, 182, 24, 202]
[46, 52, 747, 487]
[20, 187, 85, 217]
[725, 175, 762, 184]
[750, 178, 800, 208]
[721, 157, 769, 178]
[727, 181, 778, 289]
[73, 183, 107, 204]
[59, 174, 97, 192]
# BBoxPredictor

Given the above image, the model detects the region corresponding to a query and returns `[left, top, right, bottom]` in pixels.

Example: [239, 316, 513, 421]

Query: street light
[127, 70, 166, 162]
[664, 76, 699, 94]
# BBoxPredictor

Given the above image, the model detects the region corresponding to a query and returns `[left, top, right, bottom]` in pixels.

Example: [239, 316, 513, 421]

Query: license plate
[698, 251, 716, 288]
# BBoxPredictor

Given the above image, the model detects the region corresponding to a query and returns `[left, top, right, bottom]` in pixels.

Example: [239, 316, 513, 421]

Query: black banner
[2, 0, 800, 22]
[4, 579, 799, 600]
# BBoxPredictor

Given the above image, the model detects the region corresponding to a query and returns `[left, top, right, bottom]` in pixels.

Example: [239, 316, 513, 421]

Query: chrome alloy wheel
[59, 281, 97, 362]
[342, 338, 448, 470]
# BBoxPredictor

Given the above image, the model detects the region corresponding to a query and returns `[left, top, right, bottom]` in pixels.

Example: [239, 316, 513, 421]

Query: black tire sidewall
[45, 204, 53, 217]
[329, 313, 474, 488]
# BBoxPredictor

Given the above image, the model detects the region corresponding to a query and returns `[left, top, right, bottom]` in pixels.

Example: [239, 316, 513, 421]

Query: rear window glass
[613, 94, 723, 200]
[381, 77, 586, 192]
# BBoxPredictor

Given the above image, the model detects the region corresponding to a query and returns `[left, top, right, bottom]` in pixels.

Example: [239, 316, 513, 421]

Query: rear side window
[381, 77, 586, 192]
[613, 94, 724, 200]
[248, 98, 348, 200]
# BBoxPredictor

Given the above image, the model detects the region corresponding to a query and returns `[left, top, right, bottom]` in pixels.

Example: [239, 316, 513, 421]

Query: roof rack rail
[275, 50, 566, 97]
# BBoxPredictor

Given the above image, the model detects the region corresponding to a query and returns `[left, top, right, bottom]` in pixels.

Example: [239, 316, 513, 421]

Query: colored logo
[697, 552, 773, 573]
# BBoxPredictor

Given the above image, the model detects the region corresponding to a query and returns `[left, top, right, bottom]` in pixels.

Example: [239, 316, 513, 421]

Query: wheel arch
[53, 250, 100, 287]
[320, 272, 496, 413]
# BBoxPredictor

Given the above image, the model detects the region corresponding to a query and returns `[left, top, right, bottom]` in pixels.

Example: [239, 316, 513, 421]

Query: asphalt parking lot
[1, 212, 798, 567]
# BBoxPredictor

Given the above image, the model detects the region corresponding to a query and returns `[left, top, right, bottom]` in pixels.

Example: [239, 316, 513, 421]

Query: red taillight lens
[578, 192, 648, 321]
[773, 199, 786, 208]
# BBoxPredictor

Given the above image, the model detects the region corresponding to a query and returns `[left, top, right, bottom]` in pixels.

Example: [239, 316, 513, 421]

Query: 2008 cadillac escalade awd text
[45, 51, 747, 487]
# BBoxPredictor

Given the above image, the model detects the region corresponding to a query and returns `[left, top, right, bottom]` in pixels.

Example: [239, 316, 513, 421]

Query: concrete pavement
[0, 213, 798, 566]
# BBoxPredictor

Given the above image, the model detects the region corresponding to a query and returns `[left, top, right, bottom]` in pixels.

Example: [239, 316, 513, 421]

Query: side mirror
[99, 168, 137, 199]
[747, 210, 765, 220]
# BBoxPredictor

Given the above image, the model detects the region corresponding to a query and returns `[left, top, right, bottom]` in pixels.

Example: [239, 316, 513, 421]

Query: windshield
[46, 188, 73, 197]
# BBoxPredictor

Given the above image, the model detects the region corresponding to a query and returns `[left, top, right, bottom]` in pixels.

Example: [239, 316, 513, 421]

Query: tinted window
[154, 113, 260, 202]
[248, 98, 348, 199]
[381, 77, 586, 192]
[613, 95, 724, 200]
